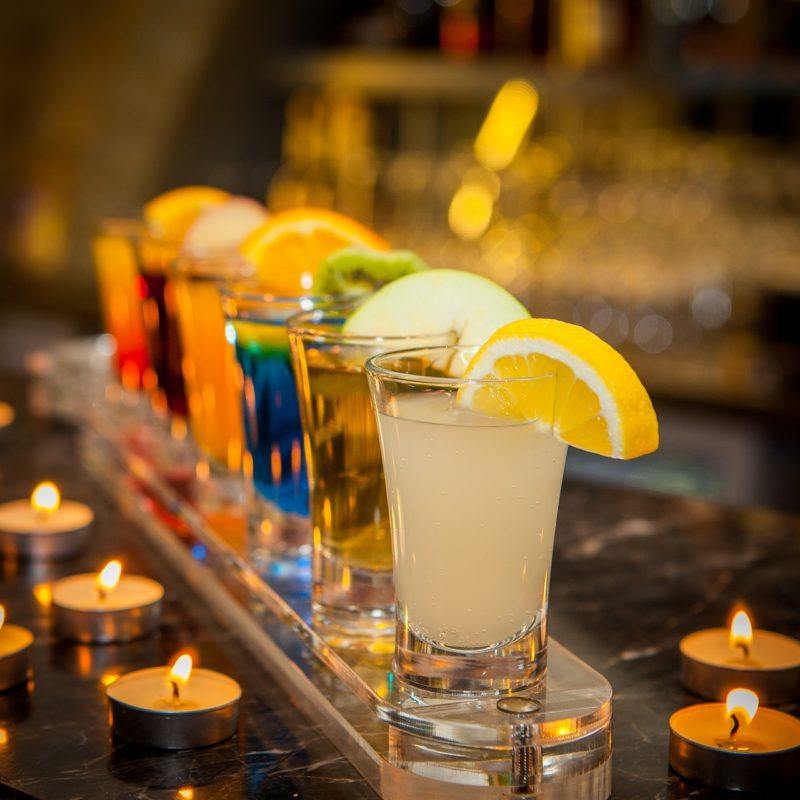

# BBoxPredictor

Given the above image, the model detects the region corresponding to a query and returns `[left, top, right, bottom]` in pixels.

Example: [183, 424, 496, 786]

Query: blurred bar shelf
[266, 48, 638, 100]
[50, 338, 612, 799]
[266, 48, 800, 100]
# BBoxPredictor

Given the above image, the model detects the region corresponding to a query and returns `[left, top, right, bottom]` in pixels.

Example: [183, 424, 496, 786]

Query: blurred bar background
[1, 0, 799, 509]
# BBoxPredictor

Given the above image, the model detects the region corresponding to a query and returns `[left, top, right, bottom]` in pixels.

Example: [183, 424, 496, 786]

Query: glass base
[313, 552, 395, 645]
[387, 726, 611, 799]
[192, 459, 247, 549]
[247, 493, 311, 587]
[395, 618, 546, 695]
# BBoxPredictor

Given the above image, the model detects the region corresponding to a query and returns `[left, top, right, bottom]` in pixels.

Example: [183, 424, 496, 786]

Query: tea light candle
[0, 482, 93, 560]
[106, 654, 241, 749]
[0, 402, 13, 432]
[0, 606, 33, 692]
[681, 610, 800, 704]
[670, 688, 800, 791]
[52, 560, 164, 643]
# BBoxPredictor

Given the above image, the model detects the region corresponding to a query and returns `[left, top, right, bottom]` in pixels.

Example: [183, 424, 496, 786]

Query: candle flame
[169, 654, 193, 687]
[242, 450, 253, 480]
[97, 560, 122, 594]
[291, 438, 302, 477]
[0, 402, 14, 428]
[0, 605, 5, 631]
[726, 688, 758, 728]
[227, 438, 242, 472]
[170, 417, 188, 441]
[30, 481, 61, 514]
[270, 443, 282, 484]
[100, 671, 120, 687]
[729, 610, 753, 652]
[33, 583, 53, 607]
[195, 459, 210, 482]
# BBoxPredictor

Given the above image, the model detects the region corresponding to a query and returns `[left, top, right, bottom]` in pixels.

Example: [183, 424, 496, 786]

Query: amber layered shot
[289, 305, 454, 644]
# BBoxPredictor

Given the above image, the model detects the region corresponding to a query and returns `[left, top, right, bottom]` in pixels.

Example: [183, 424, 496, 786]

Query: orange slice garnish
[239, 208, 389, 296]
[144, 186, 231, 243]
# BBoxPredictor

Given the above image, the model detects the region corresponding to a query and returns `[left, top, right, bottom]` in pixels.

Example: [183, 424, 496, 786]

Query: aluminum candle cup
[52, 572, 164, 644]
[0, 611, 33, 692]
[669, 691, 800, 791]
[0, 483, 93, 560]
[106, 662, 241, 749]
[680, 611, 800, 704]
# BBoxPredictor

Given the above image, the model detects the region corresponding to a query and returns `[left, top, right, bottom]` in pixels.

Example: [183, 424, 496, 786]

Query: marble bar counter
[0, 372, 797, 800]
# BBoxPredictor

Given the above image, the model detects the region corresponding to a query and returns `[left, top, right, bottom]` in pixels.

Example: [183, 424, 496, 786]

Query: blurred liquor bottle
[269, 91, 334, 211]
[493, 0, 550, 56]
[554, 0, 634, 69]
[677, 0, 764, 70]
[433, 0, 639, 65]
[438, 0, 493, 57]
[269, 91, 377, 224]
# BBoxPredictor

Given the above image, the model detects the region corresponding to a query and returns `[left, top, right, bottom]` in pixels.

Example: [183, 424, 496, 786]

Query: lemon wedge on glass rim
[460, 318, 658, 459]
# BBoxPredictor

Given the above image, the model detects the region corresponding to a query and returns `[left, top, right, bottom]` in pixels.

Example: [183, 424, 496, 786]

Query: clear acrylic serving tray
[42, 338, 612, 799]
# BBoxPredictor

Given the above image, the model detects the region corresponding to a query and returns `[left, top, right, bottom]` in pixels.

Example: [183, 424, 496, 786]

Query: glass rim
[172, 250, 254, 280]
[287, 307, 454, 346]
[219, 284, 339, 305]
[366, 345, 557, 387]
[138, 227, 179, 247]
[92, 217, 148, 238]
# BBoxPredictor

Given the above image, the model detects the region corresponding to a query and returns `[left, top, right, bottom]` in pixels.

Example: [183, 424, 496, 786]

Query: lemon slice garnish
[461, 318, 658, 459]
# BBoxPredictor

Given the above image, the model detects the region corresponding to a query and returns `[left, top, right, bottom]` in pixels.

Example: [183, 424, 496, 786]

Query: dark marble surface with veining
[0, 372, 798, 799]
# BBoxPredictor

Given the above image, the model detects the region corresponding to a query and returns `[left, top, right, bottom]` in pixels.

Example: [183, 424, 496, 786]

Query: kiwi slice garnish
[312, 247, 429, 297]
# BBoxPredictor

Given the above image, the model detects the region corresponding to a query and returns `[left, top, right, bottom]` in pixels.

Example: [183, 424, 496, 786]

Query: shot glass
[288, 307, 455, 643]
[171, 251, 249, 471]
[90, 218, 150, 390]
[367, 346, 566, 694]
[93, 224, 195, 495]
[134, 235, 187, 417]
[221, 289, 325, 578]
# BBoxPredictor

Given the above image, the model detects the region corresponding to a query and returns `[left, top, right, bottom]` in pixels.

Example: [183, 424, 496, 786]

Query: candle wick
[729, 712, 741, 738]
[97, 586, 107, 603]
[735, 641, 750, 660]
[170, 679, 180, 705]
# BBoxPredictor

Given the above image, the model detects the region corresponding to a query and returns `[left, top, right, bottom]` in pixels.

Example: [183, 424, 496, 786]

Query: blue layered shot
[232, 319, 308, 517]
